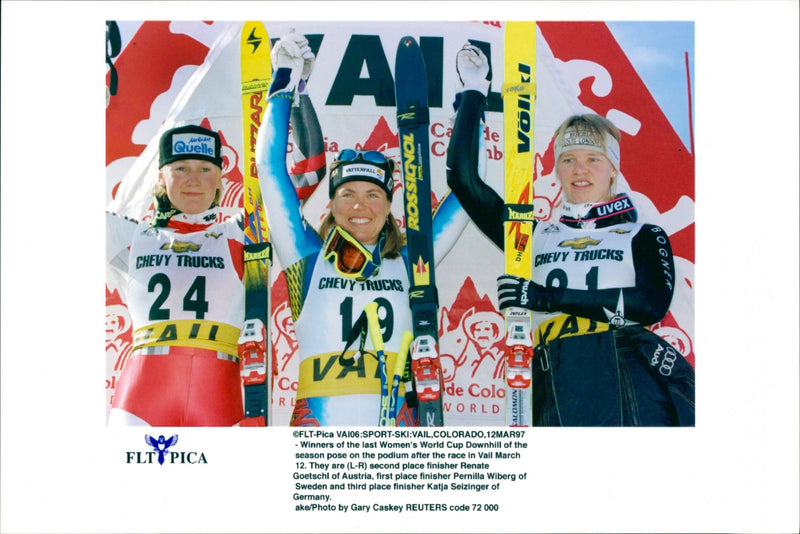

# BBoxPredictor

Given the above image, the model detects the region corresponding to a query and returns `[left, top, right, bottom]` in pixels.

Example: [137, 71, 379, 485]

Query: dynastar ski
[395, 36, 444, 427]
[238, 21, 273, 426]
[502, 22, 537, 427]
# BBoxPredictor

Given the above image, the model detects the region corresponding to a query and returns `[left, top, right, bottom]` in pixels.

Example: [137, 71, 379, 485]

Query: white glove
[270, 29, 315, 96]
[456, 44, 491, 95]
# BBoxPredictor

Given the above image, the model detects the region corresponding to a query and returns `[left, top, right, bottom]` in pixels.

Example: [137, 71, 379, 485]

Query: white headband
[554, 125, 620, 171]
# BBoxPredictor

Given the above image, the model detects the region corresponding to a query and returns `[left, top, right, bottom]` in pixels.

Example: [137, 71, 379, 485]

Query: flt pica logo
[146, 434, 178, 464]
[125, 434, 208, 465]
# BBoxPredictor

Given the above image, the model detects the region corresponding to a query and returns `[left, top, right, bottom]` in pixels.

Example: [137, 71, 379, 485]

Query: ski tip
[399, 35, 418, 47]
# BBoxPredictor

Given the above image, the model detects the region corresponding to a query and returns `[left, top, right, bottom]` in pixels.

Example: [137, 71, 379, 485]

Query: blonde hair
[554, 114, 621, 144]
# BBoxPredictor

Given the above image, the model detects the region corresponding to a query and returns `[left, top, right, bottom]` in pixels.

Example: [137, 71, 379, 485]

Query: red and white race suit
[106, 207, 245, 426]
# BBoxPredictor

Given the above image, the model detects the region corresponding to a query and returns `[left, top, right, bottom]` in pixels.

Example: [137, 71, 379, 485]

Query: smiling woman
[553, 114, 621, 205]
[157, 160, 222, 215]
[446, 46, 695, 426]
[105, 124, 248, 427]
[255, 30, 467, 426]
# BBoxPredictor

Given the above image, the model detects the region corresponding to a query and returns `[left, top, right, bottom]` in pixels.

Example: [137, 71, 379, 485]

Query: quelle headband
[554, 125, 620, 171]
[159, 124, 223, 169]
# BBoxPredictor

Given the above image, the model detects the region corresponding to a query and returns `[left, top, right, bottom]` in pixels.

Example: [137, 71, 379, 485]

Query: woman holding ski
[256, 31, 466, 426]
[446, 44, 694, 426]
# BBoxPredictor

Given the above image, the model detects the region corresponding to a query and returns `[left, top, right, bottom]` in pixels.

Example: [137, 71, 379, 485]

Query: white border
[1, 2, 798, 533]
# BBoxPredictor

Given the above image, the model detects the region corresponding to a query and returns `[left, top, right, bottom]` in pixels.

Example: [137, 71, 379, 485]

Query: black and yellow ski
[502, 21, 536, 427]
[395, 36, 444, 426]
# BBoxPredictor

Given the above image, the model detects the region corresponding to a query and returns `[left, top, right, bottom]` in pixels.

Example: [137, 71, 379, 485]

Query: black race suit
[446, 90, 694, 426]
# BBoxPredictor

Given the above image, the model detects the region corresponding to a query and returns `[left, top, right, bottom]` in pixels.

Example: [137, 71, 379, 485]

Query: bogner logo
[126, 434, 208, 465]
[402, 132, 420, 231]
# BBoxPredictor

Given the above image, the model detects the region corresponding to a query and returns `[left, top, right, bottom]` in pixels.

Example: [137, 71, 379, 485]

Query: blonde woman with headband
[446, 44, 694, 426]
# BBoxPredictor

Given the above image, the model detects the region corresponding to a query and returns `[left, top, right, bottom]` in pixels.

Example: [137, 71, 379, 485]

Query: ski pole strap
[503, 204, 536, 222]
[338, 310, 369, 367]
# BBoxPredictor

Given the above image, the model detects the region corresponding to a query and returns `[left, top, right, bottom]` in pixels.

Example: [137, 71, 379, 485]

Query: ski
[395, 36, 444, 427]
[501, 22, 537, 427]
[238, 21, 273, 426]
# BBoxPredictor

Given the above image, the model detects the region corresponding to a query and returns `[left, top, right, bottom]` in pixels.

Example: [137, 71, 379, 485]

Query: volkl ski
[502, 21, 537, 427]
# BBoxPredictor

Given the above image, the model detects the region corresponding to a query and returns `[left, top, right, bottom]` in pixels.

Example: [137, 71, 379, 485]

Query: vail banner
[105, 20, 695, 426]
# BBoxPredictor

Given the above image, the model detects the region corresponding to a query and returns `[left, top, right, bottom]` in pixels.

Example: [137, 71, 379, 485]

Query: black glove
[497, 274, 562, 312]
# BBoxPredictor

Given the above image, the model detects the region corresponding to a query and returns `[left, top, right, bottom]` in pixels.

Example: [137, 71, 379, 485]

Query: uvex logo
[595, 197, 632, 217]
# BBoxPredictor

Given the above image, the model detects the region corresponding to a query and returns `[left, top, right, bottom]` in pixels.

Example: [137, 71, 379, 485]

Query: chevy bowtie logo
[558, 237, 601, 250]
[160, 240, 201, 253]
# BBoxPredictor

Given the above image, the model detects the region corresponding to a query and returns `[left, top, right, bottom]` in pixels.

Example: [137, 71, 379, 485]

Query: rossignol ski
[502, 22, 537, 427]
[395, 36, 444, 427]
[238, 21, 273, 425]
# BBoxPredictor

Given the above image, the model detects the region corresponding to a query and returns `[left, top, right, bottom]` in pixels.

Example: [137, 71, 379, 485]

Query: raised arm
[445, 45, 505, 250]
[255, 31, 321, 269]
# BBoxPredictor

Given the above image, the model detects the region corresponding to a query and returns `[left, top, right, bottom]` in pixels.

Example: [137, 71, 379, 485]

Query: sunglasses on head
[323, 226, 383, 279]
[335, 149, 390, 166]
